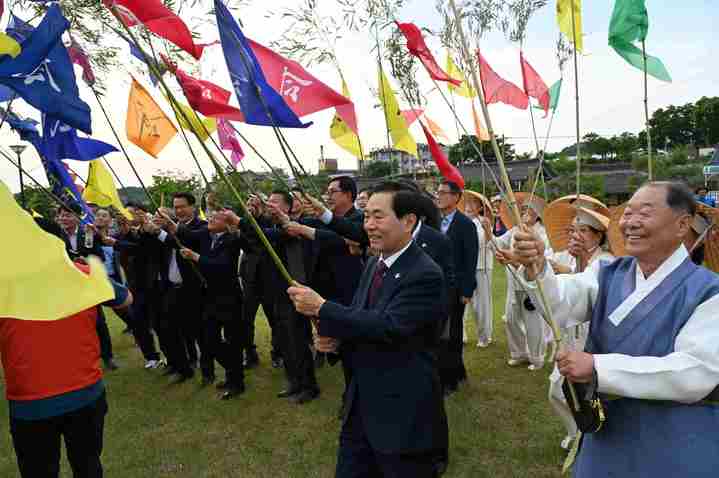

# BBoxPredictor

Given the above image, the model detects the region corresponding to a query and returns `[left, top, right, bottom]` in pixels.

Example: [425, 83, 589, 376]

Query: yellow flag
[198, 208, 207, 221]
[82, 161, 132, 219]
[446, 54, 477, 98]
[557, 0, 583, 52]
[330, 79, 363, 160]
[127, 78, 178, 158]
[31, 209, 43, 218]
[169, 99, 217, 142]
[378, 66, 417, 157]
[0, 33, 21, 58]
[0, 182, 114, 321]
[472, 101, 490, 142]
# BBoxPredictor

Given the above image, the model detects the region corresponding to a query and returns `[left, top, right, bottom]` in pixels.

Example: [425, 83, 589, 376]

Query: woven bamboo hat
[459, 190, 494, 223]
[499, 192, 546, 229]
[695, 203, 719, 273]
[544, 195, 610, 252]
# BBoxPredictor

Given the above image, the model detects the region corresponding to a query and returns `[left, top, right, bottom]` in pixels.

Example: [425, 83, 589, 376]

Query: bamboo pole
[570, 0, 582, 196]
[447, 0, 577, 406]
[642, 40, 653, 181]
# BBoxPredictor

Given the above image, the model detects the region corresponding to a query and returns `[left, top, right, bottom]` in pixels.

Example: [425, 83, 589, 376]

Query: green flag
[533, 79, 562, 116]
[608, 0, 671, 82]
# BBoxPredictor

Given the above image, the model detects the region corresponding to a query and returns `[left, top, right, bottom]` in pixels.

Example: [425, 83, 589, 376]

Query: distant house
[459, 159, 556, 190]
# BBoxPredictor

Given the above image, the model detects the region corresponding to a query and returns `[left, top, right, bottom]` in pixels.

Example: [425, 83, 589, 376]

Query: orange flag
[472, 100, 490, 142]
[424, 115, 450, 143]
[126, 78, 177, 158]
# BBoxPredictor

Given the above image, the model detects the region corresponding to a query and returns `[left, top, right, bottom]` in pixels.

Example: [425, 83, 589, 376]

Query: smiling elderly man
[512, 181, 719, 478]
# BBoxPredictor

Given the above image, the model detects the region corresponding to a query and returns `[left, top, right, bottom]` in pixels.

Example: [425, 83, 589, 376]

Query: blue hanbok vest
[574, 256, 719, 478]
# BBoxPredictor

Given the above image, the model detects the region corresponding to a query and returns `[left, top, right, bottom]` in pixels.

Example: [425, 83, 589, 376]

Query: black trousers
[129, 289, 160, 362]
[273, 300, 317, 391]
[180, 287, 204, 365]
[336, 399, 438, 478]
[438, 288, 467, 391]
[10, 393, 108, 478]
[158, 285, 193, 376]
[200, 292, 245, 386]
[95, 308, 113, 361]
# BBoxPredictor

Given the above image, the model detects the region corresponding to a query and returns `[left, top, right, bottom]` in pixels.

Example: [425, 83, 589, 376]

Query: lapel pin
[421, 243, 427, 248]
[394, 273, 401, 279]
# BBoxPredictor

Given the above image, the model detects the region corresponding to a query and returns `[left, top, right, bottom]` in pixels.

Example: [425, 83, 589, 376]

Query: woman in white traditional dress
[463, 194, 495, 348]
[494, 197, 553, 371]
[546, 207, 614, 450]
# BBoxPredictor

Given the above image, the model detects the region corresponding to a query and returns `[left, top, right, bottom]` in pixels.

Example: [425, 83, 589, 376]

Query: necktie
[211, 234, 219, 250]
[367, 260, 388, 308]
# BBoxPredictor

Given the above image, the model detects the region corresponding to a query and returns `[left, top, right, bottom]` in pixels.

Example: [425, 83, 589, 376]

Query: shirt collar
[380, 239, 413, 269]
[635, 244, 689, 287]
[412, 220, 423, 240]
[442, 209, 457, 223]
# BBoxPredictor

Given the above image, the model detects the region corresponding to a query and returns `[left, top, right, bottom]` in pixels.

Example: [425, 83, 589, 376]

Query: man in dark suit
[164, 211, 246, 399]
[288, 184, 448, 478]
[436, 181, 479, 394]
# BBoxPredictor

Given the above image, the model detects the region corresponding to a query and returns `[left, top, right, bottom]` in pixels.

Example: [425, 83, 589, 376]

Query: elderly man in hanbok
[494, 197, 553, 371]
[514, 182, 719, 478]
[546, 207, 614, 450]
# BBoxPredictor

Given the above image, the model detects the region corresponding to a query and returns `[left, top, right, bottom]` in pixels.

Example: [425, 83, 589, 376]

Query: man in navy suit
[436, 181, 479, 394]
[288, 184, 448, 478]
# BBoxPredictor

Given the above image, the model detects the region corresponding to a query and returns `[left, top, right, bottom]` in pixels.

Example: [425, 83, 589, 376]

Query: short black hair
[125, 201, 149, 213]
[648, 181, 696, 216]
[440, 180, 462, 194]
[370, 181, 424, 223]
[172, 192, 196, 206]
[34, 217, 67, 241]
[358, 187, 371, 196]
[369, 180, 441, 228]
[270, 190, 293, 208]
[330, 176, 357, 201]
[57, 203, 82, 216]
[695, 186, 709, 194]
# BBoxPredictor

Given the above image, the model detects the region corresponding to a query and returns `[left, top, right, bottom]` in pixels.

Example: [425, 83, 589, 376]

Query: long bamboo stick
[570, 0, 582, 195]
[642, 40, 653, 181]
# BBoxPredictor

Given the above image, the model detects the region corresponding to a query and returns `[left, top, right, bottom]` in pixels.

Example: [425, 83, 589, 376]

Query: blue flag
[0, 84, 16, 102]
[6, 12, 33, 43]
[42, 116, 118, 162]
[0, 5, 92, 134]
[214, 0, 310, 129]
[4, 109, 94, 223]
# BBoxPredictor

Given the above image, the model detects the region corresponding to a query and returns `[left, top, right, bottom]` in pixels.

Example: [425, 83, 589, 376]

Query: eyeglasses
[326, 188, 343, 195]
[436, 190, 454, 196]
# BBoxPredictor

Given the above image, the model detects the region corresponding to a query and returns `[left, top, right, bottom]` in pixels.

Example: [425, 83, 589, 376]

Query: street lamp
[10, 144, 27, 209]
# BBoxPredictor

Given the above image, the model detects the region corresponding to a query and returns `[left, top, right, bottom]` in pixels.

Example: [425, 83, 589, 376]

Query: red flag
[401, 109, 424, 126]
[247, 39, 358, 134]
[168, 62, 245, 122]
[420, 121, 464, 189]
[67, 38, 95, 86]
[477, 51, 528, 110]
[396, 22, 461, 86]
[519, 52, 550, 115]
[103, 0, 206, 60]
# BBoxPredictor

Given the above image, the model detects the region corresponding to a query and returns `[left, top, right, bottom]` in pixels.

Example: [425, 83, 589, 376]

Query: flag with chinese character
[126, 78, 177, 157]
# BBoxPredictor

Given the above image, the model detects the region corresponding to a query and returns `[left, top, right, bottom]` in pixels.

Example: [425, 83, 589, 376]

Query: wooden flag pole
[570, 0, 582, 196]
[642, 40, 654, 181]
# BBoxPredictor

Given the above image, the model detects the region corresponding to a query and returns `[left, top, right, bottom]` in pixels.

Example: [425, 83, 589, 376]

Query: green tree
[448, 135, 515, 165]
[14, 186, 57, 218]
[147, 170, 202, 209]
[365, 160, 396, 178]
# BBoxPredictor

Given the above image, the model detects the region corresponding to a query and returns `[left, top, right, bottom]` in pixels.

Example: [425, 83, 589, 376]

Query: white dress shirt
[157, 230, 182, 285]
[527, 244, 719, 403]
[471, 217, 494, 271]
[380, 239, 413, 269]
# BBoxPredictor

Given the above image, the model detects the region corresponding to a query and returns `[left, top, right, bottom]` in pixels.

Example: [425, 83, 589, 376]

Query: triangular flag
[533, 79, 563, 115]
[424, 115, 450, 143]
[477, 51, 528, 110]
[556, 0, 583, 52]
[169, 100, 217, 142]
[0, 181, 114, 321]
[103, 0, 207, 60]
[472, 101, 490, 142]
[446, 53, 477, 98]
[247, 38, 356, 133]
[67, 37, 95, 86]
[520, 52, 550, 114]
[126, 78, 177, 158]
[217, 119, 244, 166]
[378, 66, 417, 157]
[401, 109, 424, 126]
[396, 22, 460, 86]
[330, 79, 363, 160]
[608, 0, 671, 82]
[420, 121, 464, 188]
[83, 160, 132, 219]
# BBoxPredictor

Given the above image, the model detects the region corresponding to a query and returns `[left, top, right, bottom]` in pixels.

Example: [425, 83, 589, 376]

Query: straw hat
[695, 203, 718, 273]
[499, 192, 546, 229]
[459, 190, 494, 223]
[607, 204, 628, 257]
[544, 201, 610, 252]
[550, 194, 610, 218]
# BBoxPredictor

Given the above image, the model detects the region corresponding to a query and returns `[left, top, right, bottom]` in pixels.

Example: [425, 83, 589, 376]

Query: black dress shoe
[216, 381, 228, 390]
[244, 352, 260, 369]
[200, 376, 215, 387]
[220, 384, 245, 400]
[277, 388, 301, 398]
[271, 357, 284, 369]
[289, 388, 320, 405]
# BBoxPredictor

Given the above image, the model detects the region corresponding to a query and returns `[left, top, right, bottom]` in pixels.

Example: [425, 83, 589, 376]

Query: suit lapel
[374, 244, 420, 308]
[356, 256, 378, 308]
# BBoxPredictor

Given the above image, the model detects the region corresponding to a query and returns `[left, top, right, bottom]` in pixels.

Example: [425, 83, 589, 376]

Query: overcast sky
[1, 0, 716, 193]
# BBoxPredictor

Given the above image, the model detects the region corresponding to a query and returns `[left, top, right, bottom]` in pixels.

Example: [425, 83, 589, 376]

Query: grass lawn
[0, 266, 567, 477]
